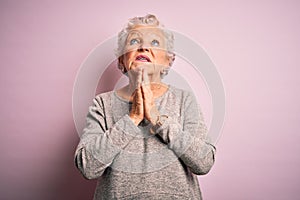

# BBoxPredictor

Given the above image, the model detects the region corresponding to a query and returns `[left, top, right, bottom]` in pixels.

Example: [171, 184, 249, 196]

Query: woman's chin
[136, 62, 152, 68]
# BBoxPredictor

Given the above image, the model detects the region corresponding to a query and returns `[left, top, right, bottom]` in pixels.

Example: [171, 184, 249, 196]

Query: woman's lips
[135, 55, 151, 62]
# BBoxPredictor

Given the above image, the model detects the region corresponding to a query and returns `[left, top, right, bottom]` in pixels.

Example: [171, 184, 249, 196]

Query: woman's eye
[151, 40, 159, 46]
[130, 38, 139, 45]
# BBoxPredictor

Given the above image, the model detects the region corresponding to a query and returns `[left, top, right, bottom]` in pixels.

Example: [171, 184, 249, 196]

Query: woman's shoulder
[95, 90, 115, 99]
[90, 90, 116, 107]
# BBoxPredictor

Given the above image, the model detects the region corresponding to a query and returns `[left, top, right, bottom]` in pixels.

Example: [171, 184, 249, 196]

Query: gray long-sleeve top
[75, 85, 216, 200]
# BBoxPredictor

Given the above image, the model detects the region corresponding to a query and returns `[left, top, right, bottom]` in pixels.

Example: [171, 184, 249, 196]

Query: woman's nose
[137, 44, 150, 52]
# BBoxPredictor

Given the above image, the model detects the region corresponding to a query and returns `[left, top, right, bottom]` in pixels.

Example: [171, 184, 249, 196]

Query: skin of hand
[129, 67, 160, 126]
[140, 68, 160, 125]
[129, 83, 144, 126]
[127, 65, 143, 90]
[128, 67, 144, 126]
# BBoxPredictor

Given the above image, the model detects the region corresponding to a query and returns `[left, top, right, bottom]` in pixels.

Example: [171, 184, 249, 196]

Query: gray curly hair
[115, 14, 175, 77]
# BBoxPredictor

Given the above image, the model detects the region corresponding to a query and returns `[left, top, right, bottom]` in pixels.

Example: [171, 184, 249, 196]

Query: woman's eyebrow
[126, 33, 142, 42]
[147, 32, 164, 39]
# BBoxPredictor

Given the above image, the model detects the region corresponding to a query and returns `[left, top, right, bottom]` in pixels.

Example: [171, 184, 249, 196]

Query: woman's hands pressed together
[129, 67, 160, 127]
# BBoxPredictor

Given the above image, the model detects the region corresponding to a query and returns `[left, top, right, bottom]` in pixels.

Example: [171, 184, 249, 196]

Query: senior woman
[75, 14, 216, 200]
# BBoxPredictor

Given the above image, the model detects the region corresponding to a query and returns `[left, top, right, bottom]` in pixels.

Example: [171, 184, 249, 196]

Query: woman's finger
[142, 68, 150, 85]
[136, 84, 143, 105]
[130, 67, 142, 89]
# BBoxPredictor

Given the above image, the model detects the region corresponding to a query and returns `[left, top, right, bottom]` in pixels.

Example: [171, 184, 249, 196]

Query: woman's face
[120, 26, 170, 80]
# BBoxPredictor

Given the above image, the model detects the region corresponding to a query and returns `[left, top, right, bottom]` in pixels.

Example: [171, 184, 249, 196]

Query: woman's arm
[154, 92, 216, 175]
[74, 95, 140, 179]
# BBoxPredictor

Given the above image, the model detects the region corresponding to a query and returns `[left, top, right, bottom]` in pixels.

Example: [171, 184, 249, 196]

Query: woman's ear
[118, 56, 124, 68]
[118, 55, 127, 74]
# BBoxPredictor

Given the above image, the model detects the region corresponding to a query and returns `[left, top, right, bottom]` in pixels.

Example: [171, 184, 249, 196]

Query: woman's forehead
[127, 26, 165, 38]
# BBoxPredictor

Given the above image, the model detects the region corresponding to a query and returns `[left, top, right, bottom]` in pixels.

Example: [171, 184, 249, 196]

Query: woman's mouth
[135, 55, 151, 62]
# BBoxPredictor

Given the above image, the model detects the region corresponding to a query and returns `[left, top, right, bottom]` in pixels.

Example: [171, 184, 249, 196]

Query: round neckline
[113, 84, 172, 103]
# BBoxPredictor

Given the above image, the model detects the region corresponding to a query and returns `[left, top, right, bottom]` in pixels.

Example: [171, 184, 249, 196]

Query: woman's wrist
[149, 107, 160, 125]
[129, 114, 142, 126]
[149, 112, 159, 125]
[149, 114, 169, 134]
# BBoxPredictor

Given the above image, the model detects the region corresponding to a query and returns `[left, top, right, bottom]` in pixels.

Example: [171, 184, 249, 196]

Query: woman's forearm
[154, 118, 216, 175]
[75, 97, 141, 179]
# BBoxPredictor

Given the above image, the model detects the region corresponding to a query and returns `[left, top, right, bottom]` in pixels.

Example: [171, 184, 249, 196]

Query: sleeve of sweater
[74, 95, 140, 180]
[155, 91, 216, 175]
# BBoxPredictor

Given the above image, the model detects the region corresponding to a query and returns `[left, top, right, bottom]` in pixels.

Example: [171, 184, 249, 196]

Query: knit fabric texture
[75, 85, 216, 200]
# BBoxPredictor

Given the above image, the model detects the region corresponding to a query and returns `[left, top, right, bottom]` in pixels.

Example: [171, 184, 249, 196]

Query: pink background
[1, 0, 300, 199]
